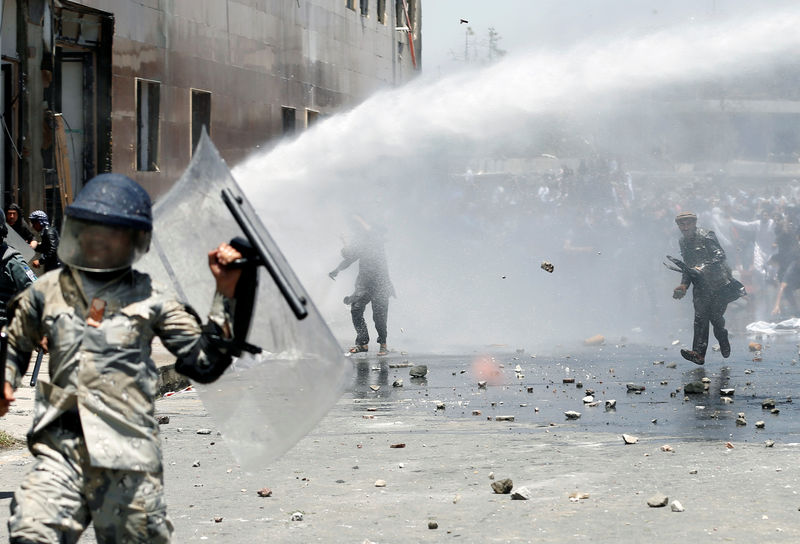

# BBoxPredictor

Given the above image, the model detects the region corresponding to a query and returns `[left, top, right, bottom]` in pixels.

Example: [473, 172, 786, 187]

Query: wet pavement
[349, 338, 800, 443]
[2, 337, 800, 542]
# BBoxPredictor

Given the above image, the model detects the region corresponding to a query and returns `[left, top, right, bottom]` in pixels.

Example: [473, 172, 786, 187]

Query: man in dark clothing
[5, 203, 34, 243]
[329, 216, 394, 356]
[29, 209, 61, 272]
[672, 211, 742, 365]
[0, 209, 37, 325]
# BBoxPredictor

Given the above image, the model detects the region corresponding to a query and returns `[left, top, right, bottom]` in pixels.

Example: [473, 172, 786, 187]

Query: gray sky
[420, 0, 797, 75]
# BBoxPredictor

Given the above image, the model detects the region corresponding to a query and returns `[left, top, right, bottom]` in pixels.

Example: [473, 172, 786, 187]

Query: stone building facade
[0, 0, 421, 221]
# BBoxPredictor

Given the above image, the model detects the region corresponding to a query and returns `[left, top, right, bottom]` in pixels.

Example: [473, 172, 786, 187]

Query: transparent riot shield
[137, 133, 350, 471]
[6, 225, 36, 263]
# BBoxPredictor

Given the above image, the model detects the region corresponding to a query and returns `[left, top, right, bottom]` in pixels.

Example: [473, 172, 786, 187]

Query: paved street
[2, 342, 800, 542]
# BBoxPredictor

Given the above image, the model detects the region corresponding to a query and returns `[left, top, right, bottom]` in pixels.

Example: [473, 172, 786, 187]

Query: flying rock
[540, 261, 554, 273]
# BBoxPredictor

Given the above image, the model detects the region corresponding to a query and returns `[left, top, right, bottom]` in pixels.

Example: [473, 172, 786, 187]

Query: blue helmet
[59, 174, 153, 272]
[64, 173, 152, 231]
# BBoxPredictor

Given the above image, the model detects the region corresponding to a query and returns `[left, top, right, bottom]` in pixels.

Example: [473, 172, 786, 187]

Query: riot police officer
[1, 173, 244, 543]
[672, 211, 741, 365]
[0, 209, 37, 325]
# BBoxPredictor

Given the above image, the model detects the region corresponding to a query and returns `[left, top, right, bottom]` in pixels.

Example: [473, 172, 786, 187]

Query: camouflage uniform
[679, 228, 734, 359]
[4, 266, 235, 543]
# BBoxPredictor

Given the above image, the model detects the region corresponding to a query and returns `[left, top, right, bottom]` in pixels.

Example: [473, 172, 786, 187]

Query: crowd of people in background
[446, 156, 800, 334]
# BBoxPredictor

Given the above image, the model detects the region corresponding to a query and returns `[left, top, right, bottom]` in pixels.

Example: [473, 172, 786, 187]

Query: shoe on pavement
[719, 335, 731, 358]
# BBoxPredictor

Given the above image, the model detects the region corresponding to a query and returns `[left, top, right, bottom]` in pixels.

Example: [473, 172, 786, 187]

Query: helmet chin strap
[81, 267, 132, 283]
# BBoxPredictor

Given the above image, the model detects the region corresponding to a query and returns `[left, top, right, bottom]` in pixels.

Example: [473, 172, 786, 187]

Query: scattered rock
[488, 472, 495, 480]
[660, 445, 673, 452]
[582, 395, 594, 404]
[257, 488, 272, 497]
[765, 440, 775, 448]
[392, 379, 403, 387]
[749, 342, 762, 352]
[563, 377, 575, 384]
[771, 408, 780, 415]
[156, 415, 170, 425]
[564, 411, 581, 420]
[671, 339, 680, 345]
[435, 402, 445, 410]
[626, 383, 646, 392]
[755, 421, 765, 429]
[495, 415, 515, 422]
[192, 460, 201, 467]
[526, 387, 534, 393]
[670, 500, 685, 512]
[374, 480, 387, 487]
[428, 521, 439, 530]
[540, 261, 554, 273]
[290, 512, 303, 521]
[472, 410, 482, 416]
[647, 494, 669, 507]
[666, 362, 678, 369]
[605, 399, 617, 409]
[653, 360, 665, 365]
[684, 382, 705, 394]
[409, 365, 428, 377]
[736, 413, 747, 426]
[511, 486, 532, 500]
[491, 479, 513, 494]
[478, 381, 487, 389]
[725, 442, 735, 449]
[762, 399, 776, 409]
[584, 334, 605, 346]
[214, 516, 223, 523]
[622, 434, 639, 444]
[568, 492, 590, 500]
[369, 385, 381, 391]
[720, 388, 735, 396]
[389, 443, 406, 448]
[196, 429, 212, 435]
[721, 396, 734, 404]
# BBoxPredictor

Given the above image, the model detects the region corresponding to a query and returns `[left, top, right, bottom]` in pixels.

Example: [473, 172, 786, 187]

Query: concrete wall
[73, 0, 420, 197]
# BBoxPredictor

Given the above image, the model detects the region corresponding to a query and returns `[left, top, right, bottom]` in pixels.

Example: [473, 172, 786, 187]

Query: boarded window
[191, 89, 211, 156]
[136, 79, 160, 171]
[377, 0, 386, 23]
[282, 106, 296, 136]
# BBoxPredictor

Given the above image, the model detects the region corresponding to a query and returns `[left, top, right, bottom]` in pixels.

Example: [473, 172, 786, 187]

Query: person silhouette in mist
[329, 215, 395, 356]
[672, 211, 743, 365]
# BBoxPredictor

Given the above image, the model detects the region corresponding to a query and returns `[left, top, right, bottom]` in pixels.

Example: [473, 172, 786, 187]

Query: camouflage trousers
[8, 428, 173, 544]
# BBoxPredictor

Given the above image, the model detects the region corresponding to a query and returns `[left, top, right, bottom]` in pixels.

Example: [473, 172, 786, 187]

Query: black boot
[681, 349, 705, 365]
[719, 333, 731, 358]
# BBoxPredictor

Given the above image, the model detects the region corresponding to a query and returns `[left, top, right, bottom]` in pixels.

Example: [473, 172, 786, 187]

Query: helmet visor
[58, 217, 151, 272]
